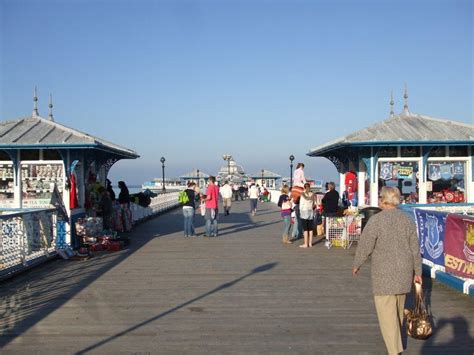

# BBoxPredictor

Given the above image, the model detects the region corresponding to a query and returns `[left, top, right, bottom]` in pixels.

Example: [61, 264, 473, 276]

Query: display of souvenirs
[428, 164, 441, 181]
[427, 190, 465, 204]
[0, 165, 14, 179]
[380, 162, 393, 180]
[440, 164, 453, 180]
[75, 217, 103, 237]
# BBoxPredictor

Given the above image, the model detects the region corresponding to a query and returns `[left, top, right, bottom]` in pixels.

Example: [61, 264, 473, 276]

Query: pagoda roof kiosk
[307, 89, 474, 208]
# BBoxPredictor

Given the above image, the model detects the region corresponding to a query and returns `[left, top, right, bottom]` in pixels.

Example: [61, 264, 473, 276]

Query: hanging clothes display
[69, 173, 78, 209]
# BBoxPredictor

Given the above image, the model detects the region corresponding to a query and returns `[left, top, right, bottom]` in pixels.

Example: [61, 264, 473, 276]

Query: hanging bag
[404, 283, 433, 340]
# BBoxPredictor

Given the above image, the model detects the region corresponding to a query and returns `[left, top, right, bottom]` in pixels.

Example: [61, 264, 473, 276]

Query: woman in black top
[106, 179, 116, 201]
[118, 180, 132, 231]
[118, 181, 130, 205]
[183, 182, 197, 237]
[322, 181, 340, 216]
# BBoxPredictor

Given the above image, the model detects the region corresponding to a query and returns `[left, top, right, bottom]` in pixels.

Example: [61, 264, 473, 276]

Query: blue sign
[414, 209, 447, 266]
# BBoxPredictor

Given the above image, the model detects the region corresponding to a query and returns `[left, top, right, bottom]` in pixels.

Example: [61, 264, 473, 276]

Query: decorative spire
[389, 90, 395, 117]
[32, 86, 39, 117]
[403, 83, 410, 115]
[48, 94, 54, 121]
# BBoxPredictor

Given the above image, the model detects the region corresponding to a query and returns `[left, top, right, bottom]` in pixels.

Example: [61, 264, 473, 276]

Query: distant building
[249, 169, 281, 189]
[180, 169, 210, 190]
[217, 158, 249, 184]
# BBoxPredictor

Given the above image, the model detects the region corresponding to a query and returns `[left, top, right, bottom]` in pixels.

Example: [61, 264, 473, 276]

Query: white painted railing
[130, 191, 180, 223]
[0, 208, 58, 278]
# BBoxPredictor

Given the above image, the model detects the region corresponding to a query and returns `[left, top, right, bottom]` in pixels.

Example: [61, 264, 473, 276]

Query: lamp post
[196, 169, 200, 188]
[222, 154, 232, 179]
[160, 157, 166, 192]
[289, 154, 295, 188]
[261, 169, 265, 187]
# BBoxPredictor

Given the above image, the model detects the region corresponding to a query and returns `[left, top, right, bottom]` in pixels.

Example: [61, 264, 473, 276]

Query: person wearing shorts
[299, 183, 315, 248]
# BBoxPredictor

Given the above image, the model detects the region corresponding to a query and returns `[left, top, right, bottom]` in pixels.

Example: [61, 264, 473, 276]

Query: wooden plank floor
[0, 200, 473, 354]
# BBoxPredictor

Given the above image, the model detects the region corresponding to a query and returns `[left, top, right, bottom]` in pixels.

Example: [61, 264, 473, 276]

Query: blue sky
[1, 0, 472, 185]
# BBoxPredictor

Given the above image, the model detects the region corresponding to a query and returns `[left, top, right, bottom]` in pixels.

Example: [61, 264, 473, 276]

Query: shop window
[378, 147, 398, 157]
[449, 146, 468, 157]
[0, 150, 10, 160]
[401, 146, 420, 157]
[427, 161, 466, 203]
[378, 161, 419, 204]
[43, 149, 62, 160]
[429, 146, 446, 157]
[21, 149, 39, 160]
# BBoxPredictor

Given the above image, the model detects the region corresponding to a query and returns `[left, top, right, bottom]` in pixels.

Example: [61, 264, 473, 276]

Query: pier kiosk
[0, 110, 139, 246]
[307, 95, 474, 210]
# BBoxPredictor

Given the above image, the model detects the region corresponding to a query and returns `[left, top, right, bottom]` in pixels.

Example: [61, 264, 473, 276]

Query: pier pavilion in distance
[180, 169, 210, 190]
[0, 92, 139, 245]
[249, 169, 282, 189]
[307, 91, 474, 211]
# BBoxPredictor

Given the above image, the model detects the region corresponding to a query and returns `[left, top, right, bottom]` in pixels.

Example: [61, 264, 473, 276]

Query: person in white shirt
[220, 181, 234, 216]
[249, 183, 259, 216]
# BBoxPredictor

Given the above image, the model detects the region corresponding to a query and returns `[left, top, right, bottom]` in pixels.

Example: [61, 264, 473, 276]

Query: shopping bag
[404, 283, 433, 340]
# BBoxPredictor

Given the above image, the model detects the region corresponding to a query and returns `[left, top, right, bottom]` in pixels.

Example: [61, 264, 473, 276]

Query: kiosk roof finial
[403, 83, 410, 114]
[32, 86, 39, 118]
[48, 94, 54, 121]
[390, 90, 395, 117]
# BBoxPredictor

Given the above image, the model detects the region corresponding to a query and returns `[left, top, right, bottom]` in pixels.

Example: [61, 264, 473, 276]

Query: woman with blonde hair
[299, 183, 315, 248]
[277, 185, 293, 244]
[353, 186, 422, 354]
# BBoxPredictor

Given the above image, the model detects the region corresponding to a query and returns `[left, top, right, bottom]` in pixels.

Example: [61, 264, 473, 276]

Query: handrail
[0, 208, 58, 278]
[0, 207, 57, 220]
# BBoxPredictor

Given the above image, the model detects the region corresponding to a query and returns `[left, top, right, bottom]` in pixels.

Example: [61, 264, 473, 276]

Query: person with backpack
[181, 181, 197, 237]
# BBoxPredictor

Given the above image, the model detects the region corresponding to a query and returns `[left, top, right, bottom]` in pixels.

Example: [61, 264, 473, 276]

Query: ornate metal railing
[0, 208, 58, 278]
[130, 191, 180, 223]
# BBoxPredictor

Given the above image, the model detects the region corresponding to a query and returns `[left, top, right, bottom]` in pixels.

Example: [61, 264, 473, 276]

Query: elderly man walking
[220, 181, 233, 216]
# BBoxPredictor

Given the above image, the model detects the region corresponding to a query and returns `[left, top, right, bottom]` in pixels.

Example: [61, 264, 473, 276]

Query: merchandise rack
[325, 215, 362, 249]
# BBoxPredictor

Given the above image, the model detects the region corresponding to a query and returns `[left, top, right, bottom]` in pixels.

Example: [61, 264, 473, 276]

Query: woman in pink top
[293, 163, 307, 187]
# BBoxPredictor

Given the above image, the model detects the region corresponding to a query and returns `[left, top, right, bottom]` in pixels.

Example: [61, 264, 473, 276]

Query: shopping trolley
[325, 215, 362, 249]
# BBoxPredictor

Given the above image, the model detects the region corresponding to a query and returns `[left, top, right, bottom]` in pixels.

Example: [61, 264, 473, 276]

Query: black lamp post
[160, 157, 166, 192]
[289, 155, 295, 188]
[261, 169, 264, 187]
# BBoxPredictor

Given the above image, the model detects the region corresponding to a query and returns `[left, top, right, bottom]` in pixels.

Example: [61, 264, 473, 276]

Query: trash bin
[360, 207, 382, 231]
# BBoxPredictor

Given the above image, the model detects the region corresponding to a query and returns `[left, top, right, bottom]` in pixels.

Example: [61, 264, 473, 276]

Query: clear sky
[1, 0, 472, 186]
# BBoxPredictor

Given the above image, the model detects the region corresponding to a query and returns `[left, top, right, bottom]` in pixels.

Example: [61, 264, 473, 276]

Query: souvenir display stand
[75, 217, 124, 253]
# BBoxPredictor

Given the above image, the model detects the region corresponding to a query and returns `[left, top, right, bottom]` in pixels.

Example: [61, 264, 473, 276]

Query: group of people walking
[179, 162, 423, 355]
[181, 177, 219, 237]
[181, 177, 276, 237]
[277, 162, 423, 354]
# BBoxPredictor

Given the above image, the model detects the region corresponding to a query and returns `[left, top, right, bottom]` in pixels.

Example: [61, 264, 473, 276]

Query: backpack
[178, 190, 190, 204]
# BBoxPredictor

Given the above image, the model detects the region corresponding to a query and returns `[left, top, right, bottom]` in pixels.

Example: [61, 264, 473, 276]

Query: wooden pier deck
[0, 200, 473, 354]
